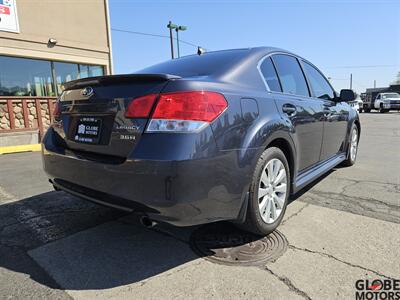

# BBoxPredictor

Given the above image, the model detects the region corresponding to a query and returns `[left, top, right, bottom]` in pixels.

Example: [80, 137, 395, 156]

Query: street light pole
[175, 28, 180, 58]
[350, 73, 353, 89]
[175, 25, 187, 58]
[167, 21, 175, 59]
[167, 22, 187, 59]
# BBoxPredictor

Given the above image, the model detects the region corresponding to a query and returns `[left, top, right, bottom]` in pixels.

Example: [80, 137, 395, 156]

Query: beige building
[0, 0, 113, 97]
[0, 0, 113, 147]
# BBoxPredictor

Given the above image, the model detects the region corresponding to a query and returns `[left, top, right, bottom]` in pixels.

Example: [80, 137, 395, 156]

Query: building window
[88, 65, 104, 77]
[0, 55, 105, 97]
[0, 56, 55, 96]
[54, 62, 80, 95]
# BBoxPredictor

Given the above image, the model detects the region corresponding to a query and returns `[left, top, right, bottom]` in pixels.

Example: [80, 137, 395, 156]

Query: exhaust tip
[140, 215, 156, 228]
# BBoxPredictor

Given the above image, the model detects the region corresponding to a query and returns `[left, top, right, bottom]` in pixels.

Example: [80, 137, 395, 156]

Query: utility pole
[167, 21, 176, 59]
[350, 73, 353, 89]
[374, 80, 376, 88]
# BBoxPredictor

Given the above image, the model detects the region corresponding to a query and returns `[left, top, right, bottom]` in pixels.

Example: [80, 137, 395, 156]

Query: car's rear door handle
[282, 104, 296, 116]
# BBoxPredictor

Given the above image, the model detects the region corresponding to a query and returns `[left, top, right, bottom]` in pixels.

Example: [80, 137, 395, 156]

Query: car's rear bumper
[42, 128, 253, 226]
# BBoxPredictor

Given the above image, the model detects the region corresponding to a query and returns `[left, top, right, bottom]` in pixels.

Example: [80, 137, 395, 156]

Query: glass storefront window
[79, 64, 104, 78]
[54, 62, 80, 95]
[0, 55, 105, 96]
[89, 65, 104, 77]
[79, 64, 90, 78]
[0, 56, 55, 96]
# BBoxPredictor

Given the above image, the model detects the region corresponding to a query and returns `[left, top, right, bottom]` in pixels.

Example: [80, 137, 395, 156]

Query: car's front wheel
[341, 124, 359, 167]
[241, 147, 290, 236]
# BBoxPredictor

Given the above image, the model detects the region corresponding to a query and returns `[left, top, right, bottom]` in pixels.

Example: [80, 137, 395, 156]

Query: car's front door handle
[282, 104, 296, 116]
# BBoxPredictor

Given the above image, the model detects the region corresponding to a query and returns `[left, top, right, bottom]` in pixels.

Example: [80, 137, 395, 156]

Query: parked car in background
[42, 47, 360, 236]
[373, 92, 400, 113]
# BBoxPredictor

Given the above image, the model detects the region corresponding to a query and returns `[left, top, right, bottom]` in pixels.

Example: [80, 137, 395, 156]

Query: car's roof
[137, 46, 293, 79]
[177, 46, 292, 60]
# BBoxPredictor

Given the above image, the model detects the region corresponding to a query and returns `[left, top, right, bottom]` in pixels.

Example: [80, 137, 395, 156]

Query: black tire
[358, 108, 363, 113]
[239, 147, 290, 236]
[379, 104, 386, 113]
[364, 108, 371, 113]
[341, 123, 359, 167]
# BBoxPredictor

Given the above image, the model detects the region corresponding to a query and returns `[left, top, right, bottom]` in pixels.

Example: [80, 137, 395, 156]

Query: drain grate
[190, 222, 288, 266]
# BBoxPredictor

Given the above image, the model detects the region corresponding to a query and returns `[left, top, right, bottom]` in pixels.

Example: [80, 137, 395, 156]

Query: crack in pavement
[282, 203, 310, 225]
[288, 245, 397, 281]
[310, 190, 399, 211]
[310, 176, 400, 199]
[303, 191, 400, 224]
[332, 177, 400, 190]
[264, 265, 312, 300]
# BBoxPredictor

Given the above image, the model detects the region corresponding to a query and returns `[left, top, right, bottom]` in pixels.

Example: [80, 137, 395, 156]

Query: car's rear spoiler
[63, 73, 181, 90]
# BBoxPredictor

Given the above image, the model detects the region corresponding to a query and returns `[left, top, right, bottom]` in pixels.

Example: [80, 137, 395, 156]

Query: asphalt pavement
[0, 112, 399, 300]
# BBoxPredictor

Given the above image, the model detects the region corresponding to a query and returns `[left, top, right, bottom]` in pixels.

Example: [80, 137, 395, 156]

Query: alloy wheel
[258, 158, 287, 224]
[350, 128, 358, 161]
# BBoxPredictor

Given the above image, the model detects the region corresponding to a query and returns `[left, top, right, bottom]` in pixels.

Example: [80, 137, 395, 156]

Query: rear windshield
[136, 49, 248, 77]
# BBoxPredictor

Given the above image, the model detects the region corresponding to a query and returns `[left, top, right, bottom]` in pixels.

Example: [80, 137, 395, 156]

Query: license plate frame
[73, 117, 103, 144]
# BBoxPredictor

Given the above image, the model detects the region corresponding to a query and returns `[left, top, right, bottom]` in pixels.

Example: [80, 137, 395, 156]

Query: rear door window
[272, 54, 309, 97]
[302, 62, 334, 100]
[259, 57, 282, 92]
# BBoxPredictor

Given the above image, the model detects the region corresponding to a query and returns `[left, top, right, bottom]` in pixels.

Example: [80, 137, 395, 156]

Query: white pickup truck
[374, 92, 400, 113]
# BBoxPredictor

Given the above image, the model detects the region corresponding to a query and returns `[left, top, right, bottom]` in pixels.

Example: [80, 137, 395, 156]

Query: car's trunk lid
[54, 74, 179, 160]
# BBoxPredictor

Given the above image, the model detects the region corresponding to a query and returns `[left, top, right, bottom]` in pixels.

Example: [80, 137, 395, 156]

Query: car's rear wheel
[240, 147, 290, 236]
[341, 124, 359, 167]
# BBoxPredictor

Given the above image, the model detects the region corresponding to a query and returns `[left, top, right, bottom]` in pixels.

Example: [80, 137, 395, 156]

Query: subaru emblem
[81, 87, 94, 97]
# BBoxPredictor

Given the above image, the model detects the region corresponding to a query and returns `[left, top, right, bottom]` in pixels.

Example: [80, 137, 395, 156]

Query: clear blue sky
[109, 0, 400, 93]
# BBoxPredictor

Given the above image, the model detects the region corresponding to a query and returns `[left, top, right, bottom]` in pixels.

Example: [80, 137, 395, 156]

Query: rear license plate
[73, 117, 102, 144]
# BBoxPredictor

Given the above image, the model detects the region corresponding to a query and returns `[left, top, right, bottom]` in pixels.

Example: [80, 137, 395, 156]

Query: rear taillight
[147, 91, 227, 132]
[125, 94, 158, 118]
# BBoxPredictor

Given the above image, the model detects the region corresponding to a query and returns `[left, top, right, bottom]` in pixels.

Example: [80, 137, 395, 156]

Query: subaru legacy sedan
[42, 47, 360, 235]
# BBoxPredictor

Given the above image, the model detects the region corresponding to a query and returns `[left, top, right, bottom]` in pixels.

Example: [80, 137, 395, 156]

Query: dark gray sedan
[42, 47, 360, 235]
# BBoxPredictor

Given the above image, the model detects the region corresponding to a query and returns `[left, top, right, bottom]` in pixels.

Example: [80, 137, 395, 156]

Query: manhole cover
[190, 222, 287, 266]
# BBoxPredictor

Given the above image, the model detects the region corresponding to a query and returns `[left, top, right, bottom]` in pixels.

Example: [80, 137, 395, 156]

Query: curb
[0, 144, 41, 155]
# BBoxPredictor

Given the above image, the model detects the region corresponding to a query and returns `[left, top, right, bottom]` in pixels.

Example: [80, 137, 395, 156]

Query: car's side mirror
[339, 89, 356, 102]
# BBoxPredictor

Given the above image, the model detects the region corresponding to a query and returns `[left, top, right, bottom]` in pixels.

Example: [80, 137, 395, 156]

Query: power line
[111, 28, 202, 49]
[324, 64, 400, 69]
